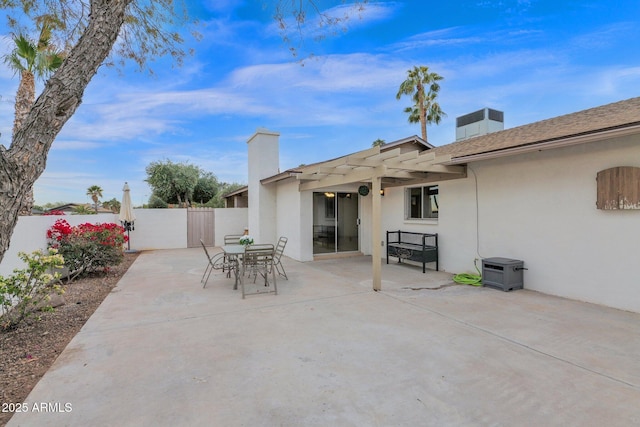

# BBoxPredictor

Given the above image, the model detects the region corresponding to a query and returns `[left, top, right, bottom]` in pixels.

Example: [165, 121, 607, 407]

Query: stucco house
[223, 187, 249, 208]
[244, 97, 640, 313]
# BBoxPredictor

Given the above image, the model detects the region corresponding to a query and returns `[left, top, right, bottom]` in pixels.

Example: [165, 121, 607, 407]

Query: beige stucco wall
[381, 136, 640, 312]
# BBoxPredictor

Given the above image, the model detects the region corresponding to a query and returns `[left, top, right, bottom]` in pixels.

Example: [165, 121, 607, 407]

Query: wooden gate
[187, 207, 215, 247]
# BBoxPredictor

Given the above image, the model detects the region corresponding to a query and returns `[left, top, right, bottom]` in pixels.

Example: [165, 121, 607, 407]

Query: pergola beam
[299, 165, 387, 191]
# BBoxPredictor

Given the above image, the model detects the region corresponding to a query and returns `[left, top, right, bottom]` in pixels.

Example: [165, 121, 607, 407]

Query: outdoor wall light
[380, 189, 385, 196]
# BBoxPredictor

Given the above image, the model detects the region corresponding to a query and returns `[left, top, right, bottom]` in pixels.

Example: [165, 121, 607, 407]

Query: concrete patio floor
[7, 248, 640, 426]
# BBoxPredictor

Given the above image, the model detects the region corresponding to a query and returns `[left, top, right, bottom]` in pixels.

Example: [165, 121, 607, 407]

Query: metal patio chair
[200, 239, 217, 288]
[240, 244, 277, 299]
[272, 236, 288, 280]
[222, 234, 244, 276]
[201, 239, 237, 288]
[224, 234, 243, 245]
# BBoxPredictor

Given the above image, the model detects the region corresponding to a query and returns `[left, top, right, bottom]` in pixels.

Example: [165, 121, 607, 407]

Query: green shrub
[0, 249, 65, 330]
[148, 194, 168, 208]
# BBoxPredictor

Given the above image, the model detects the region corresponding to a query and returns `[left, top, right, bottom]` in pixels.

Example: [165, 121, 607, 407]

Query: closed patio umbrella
[119, 182, 136, 252]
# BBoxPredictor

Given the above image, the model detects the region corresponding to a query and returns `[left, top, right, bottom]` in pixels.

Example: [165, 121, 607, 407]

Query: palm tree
[5, 17, 65, 216]
[103, 198, 121, 213]
[73, 204, 97, 215]
[396, 66, 445, 142]
[86, 185, 104, 213]
[5, 17, 65, 138]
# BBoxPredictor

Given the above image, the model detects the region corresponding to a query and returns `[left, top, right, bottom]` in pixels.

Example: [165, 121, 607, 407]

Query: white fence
[0, 208, 248, 276]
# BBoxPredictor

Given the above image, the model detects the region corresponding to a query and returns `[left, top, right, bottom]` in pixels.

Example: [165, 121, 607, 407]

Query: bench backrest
[387, 230, 437, 247]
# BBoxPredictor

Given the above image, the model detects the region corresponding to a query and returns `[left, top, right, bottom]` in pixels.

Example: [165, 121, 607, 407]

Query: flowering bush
[43, 209, 66, 216]
[239, 235, 254, 246]
[46, 220, 128, 281]
[0, 249, 65, 330]
[47, 218, 74, 246]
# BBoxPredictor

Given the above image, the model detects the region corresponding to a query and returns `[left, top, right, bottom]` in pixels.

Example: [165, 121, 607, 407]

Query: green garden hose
[453, 259, 483, 286]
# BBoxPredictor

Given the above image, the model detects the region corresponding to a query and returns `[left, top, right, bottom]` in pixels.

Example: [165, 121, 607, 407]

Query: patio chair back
[224, 235, 243, 245]
[200, 239, 216, 288]
[273, 236, 288, 280]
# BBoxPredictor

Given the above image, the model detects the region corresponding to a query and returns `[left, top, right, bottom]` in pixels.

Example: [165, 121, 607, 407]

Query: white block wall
[1, 208, 249, 276]
[129, 209, 187, 251]
[214, 208, 249, 246]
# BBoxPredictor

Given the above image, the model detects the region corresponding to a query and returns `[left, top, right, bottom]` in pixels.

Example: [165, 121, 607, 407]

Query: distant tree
[372, 138, 385, 147]
[205, 182, 245, 208]
[148, 193, 168, 209]
[86, 185, 103, 213]
[103, 198, 121, 213]
[145, 160, 201, 207]
[396, 66, 445, 142]
[193, 172, 220, 205]
[73, 204, 95, 215]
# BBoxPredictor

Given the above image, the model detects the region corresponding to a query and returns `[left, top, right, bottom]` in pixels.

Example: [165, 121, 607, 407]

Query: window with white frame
[405, 185, 439, 219]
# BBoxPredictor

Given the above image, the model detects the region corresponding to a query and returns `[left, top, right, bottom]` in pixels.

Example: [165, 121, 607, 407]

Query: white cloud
[391, 27, 484, 51]
[50, 139, 106, 150]
[592, 66, 640, 97]
[568, 22, 634, 50]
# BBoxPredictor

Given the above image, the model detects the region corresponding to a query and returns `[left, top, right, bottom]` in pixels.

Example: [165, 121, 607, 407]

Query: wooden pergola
[294, 145, 467, 291]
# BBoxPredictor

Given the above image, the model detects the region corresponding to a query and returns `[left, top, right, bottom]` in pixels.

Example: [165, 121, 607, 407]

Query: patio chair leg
[275, 262, 288, 280]
[240, 267, 246, 299]
[272, 265, 277, 295]
[201, 263, 210, 284]
[203, 265, 214, 289]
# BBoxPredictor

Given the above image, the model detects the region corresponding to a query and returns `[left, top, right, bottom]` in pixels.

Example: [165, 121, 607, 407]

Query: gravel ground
[0, 252, 139, 426]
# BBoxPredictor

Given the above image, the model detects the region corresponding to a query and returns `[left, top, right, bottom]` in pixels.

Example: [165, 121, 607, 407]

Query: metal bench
[386, 230, 438, 273]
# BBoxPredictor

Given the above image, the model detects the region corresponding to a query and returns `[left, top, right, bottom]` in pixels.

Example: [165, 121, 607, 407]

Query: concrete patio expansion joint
[379, 290, 640, 392]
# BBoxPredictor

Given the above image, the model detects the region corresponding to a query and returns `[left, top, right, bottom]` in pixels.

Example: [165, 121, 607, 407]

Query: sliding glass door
[313, 192, 359, 254]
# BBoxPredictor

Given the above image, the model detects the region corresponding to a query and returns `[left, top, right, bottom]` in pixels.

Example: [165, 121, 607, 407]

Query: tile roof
[432, 96, 640, 160]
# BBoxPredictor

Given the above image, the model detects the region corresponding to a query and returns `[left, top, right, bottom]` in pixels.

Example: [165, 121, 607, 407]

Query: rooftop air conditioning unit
[456, 108, 504, 141]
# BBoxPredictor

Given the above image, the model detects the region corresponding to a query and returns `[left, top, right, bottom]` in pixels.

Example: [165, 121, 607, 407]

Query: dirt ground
[0, 252, 139, 426]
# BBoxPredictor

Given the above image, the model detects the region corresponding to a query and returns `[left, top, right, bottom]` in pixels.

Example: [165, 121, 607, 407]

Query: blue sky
[1, 0, 640, 206]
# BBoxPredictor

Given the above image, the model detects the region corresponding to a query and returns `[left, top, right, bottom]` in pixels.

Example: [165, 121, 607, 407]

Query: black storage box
[482, 257, 525, 291]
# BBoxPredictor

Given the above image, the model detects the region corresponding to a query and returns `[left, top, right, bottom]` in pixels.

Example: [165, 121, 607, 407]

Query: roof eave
[381, 135, 434, 151]
[260, 171, 303, 185]
[223, 186, 248, 198]
[445, 123, 640, 165]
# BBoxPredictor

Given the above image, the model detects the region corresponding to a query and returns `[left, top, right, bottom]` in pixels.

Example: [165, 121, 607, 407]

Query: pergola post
[371, 174, 382, 291]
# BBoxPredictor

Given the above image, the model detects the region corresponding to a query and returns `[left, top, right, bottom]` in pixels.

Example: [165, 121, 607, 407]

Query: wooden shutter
[596, 166, 640, 210]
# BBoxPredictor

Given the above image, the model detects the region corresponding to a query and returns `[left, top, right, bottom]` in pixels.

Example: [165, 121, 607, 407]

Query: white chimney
[247, 128, 279, 244]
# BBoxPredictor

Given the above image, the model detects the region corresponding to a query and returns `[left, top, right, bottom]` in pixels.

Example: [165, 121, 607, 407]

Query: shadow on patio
[9, 248, 640, 427]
